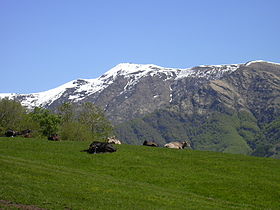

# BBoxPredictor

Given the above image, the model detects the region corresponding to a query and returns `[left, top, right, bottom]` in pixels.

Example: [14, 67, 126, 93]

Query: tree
[56, 102, 114, 141]
[30, 107, 61, 136]
[57, 102, 75, 123]
[0, 98, 26, 133]
[58, 102, 92, 141]
[78, 102, 113, 141]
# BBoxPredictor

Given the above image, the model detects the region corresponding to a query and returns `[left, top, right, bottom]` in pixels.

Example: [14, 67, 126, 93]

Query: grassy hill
[0, 138, 280, 209]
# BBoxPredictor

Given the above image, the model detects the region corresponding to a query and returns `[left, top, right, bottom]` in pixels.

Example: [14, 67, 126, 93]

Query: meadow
[0, 137, 280, 209]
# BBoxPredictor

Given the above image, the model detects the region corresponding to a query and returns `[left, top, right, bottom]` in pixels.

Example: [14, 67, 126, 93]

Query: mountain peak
[103, 63, 164, 77]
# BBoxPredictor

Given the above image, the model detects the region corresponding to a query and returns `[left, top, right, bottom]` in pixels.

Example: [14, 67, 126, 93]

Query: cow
[82, 141, 117, 154]
[5, 129, 32, 138]
[18, 129, 32, 138]
[107, 136, 122, 144]
[164, 141, 191, 149]
[143, 140, 158, 147]
[20, 129, 32, 135]
[48, 134, 60, 141]
[5, 129, 17, 137]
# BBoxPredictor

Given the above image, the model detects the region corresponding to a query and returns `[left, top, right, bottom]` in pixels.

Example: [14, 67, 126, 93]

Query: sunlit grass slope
[0, 138, 280, 209]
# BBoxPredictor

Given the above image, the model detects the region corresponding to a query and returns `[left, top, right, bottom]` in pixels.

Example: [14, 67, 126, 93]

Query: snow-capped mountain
[1, 60, 279, 124]
[0, 63, 240, 108]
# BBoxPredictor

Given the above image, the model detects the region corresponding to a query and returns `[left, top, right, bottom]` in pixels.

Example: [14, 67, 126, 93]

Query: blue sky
[0, 0, 279, 93]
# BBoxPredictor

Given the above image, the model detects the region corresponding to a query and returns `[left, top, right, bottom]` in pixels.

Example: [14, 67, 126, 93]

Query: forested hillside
[116, 109, 280, 158]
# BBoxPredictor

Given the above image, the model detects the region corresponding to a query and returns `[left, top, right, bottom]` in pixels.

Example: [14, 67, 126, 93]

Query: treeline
[0, 98, 113, 141]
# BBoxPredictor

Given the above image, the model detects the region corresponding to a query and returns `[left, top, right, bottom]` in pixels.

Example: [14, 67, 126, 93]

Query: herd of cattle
[4, 130, 192, 154]
[4, 129, 60, 140]
[84, 137, 192, 154]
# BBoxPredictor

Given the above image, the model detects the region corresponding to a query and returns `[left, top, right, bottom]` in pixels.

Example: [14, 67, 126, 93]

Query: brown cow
[48, 134, 60, 141]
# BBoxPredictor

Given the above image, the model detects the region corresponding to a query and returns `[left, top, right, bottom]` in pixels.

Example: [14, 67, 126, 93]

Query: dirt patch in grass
[0, 200, 46, 210]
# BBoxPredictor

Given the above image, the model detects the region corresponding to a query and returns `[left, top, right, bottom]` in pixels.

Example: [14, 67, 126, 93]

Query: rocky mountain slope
[170, 61, 280, 122]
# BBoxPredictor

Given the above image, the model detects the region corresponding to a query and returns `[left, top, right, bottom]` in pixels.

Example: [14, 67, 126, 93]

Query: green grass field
[0, 138, 280, 209]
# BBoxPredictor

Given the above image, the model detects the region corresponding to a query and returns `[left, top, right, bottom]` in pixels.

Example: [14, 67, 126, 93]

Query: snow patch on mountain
[176, 64, 240, 80]
[245, 60, 280, 66]
[104, 63, 179, 80]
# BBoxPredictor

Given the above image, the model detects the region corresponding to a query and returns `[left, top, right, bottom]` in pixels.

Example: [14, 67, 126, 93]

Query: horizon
[1, 0, 279, 93]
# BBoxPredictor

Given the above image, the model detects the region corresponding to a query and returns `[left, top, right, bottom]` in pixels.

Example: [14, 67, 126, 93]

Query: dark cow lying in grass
[5, 129, 32, 138]
[143, 140, 158, 147]
[5, 129, 17, 137]
[48, 134, 60, 141]
[83, 141, 117, 154]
